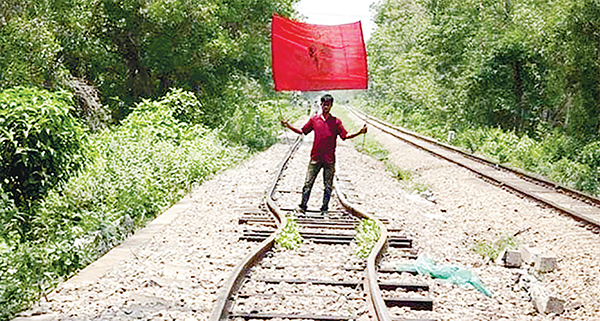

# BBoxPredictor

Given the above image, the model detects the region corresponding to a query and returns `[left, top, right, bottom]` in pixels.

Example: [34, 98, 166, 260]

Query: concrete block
[495, 249, 522, 267]
[520, 244, 542, 264]
[534, 254, 558, 273]
[503, 250, 522, 268]
[530, 283, 565, 314]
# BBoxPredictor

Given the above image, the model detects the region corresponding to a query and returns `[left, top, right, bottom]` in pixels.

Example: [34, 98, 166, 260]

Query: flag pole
[276, 91, 289, 143]
[362, 125, 366, 150]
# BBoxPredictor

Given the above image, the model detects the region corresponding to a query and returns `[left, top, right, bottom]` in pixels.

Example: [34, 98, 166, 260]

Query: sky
[294, 0, 377, 41]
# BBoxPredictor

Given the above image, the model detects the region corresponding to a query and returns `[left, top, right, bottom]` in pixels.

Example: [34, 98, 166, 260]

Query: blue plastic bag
[398, 255, 493, 297]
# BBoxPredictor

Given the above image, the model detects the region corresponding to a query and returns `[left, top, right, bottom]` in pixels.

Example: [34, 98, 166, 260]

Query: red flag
[271, 14, 368, 92]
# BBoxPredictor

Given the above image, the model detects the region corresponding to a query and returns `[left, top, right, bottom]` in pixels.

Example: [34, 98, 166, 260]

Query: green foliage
[355, 138, 389, 162]
[1, 242, 53, 320]
[366, 0, 600, 145]
[0, 17, 68, 90]
[0, 87, 87, 241]
[276, 216, 303, 250]
[472, 235, 519, 261]
[0, 0, 299, 123]
[357, 94, 600, 194]
[579, 141, 600, 170]
[354, 219, 380, 258]
[0, 88, 290, 318]
[0, 0, 301, 317]
[0, 186, 20, 243]
[0, 236, 87, 320]
[76, 0, 298, 122]
[36, 89, 247, 250]
[136, 88, 204, 125]
[547, 141, 600, 195]
[385, 162, 412, 181]
[453, 127, 520, 164]
[219, 76, 282, 151]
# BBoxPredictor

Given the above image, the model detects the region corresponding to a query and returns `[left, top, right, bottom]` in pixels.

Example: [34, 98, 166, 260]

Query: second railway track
[347, 107, 600, 230]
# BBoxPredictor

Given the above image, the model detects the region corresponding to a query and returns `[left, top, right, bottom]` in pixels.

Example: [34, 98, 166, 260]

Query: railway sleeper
[240, 235, 353, 244]
[240, 216, 360, 224]
[375, 267, 419, 276]
[228, 312, 353, 321]
[239, 217, 359, 227]
[250, 278, 429, 291]
[241, 228, 410, 240]
[240, 232, 412, 247]
[241, 211, 389, 221]
[244, 227, 410, 239]
[384, 297, 434, 311]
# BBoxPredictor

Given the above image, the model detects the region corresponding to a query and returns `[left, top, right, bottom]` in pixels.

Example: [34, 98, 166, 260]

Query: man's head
[320, 94, 334, 115]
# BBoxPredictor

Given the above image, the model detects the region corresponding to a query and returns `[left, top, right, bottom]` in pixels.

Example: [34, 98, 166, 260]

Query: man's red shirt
[302, 114, 348, 164]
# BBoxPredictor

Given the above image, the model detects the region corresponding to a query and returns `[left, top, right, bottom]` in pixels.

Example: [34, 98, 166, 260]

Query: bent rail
[334, 178, 392, 321]
[209, 136, 303, 321]
[211, 133, 394, 321]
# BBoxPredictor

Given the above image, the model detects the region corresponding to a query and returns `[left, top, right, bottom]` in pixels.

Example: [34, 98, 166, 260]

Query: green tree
[552, 0, 600, 140]
[0, 17, 68, 90]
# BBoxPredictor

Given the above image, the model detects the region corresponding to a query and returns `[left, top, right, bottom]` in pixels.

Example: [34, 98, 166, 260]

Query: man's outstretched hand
[359, 124, 368, 135]
[280, 119, 302, 135]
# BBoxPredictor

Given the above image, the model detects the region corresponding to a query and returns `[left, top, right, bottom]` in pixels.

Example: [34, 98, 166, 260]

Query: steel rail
[347, 106, 600, 227]
[209, 136, 303, 321]
[211, 133, 394, 321]
[334, 178, 392, 321]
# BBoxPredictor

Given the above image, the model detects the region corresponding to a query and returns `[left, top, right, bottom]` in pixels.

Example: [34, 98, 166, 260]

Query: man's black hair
[321, 94, 334, 105]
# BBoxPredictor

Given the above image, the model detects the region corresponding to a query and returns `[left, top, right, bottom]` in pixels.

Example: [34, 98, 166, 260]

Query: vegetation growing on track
[276, 216, 304, 250]
[354, 219, 381, 259]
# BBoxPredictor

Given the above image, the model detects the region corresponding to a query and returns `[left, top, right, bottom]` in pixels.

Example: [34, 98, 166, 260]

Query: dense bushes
[0, 87, 87, 241]
[0, 85, 289, 319]
[35, 89, 248, 254]
[367, 0, 600, 139]
[0, 18, 68, 90]
[220, 76, 282, 150]
[1, 1, 299, 317]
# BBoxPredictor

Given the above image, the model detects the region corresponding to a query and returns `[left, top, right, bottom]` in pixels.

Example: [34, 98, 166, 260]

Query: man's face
[321, 101, 332, 114]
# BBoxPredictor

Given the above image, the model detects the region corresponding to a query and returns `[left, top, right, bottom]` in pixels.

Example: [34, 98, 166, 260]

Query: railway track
[210, 136, 436, 321]
[347, 107, 600, 230]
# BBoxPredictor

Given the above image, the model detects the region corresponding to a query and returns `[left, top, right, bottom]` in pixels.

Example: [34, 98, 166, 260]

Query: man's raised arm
[342, 124, 368, 140]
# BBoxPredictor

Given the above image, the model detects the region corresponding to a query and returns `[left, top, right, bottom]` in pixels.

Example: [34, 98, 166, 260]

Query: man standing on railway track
[281, 94, 367, 215]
